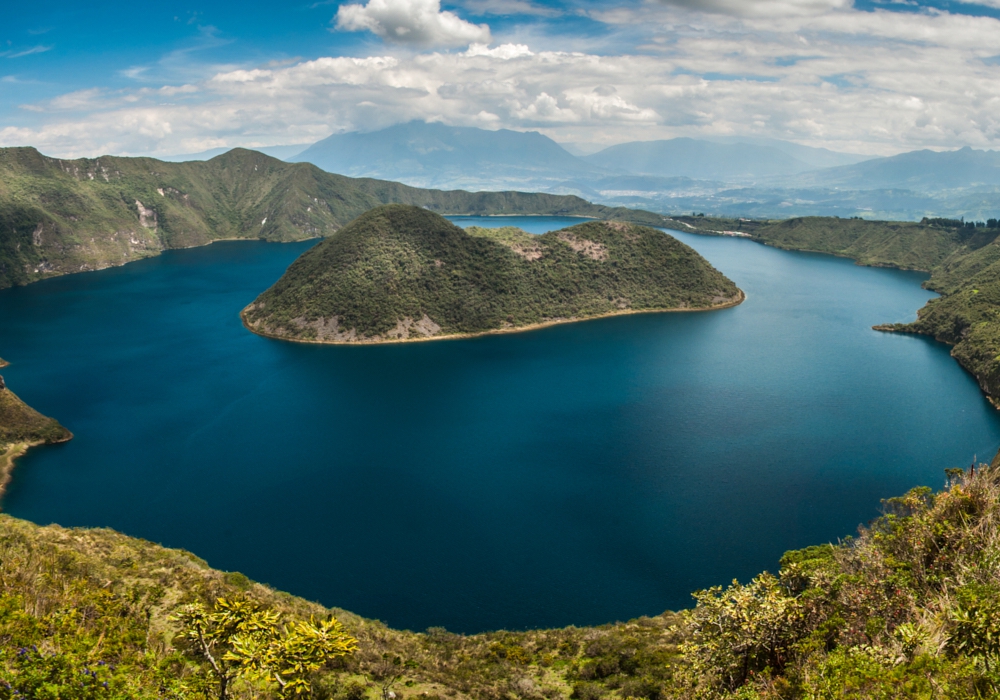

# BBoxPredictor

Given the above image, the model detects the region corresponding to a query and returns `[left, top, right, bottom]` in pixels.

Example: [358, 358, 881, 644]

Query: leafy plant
[173, 597, 357, 699]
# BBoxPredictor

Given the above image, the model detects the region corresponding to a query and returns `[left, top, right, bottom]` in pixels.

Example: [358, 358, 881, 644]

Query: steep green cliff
[241, 205, 742, 343]
[0, 147, 672, 290]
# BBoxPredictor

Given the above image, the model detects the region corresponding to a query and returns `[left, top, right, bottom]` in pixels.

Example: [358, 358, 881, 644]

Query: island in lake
[240, 204, 744, 344]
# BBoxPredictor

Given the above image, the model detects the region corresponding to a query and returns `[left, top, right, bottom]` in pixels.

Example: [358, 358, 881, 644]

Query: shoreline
[0, 441, 41, 502]
[241, 289, 746, 346]
[0, 431, 73, 504]
[1, 216, 605, 292]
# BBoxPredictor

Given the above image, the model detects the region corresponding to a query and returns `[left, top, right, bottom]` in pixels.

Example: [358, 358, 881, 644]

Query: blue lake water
[1, 217, 999, 634]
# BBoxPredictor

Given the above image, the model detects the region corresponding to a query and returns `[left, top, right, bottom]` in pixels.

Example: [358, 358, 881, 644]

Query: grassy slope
[3, 464, 999, 699]
[241, 205, 742, 343]
[0, 147, 673, 290]
[0, 383, 71, 448]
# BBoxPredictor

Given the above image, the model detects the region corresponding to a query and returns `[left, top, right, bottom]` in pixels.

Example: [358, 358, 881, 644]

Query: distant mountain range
[795, 147, 1000, 191]
[158, 122, 1000, 220]
[583, 138, 834, 180]
[288, 121, 603, 191]
[284, 122, 869, 189]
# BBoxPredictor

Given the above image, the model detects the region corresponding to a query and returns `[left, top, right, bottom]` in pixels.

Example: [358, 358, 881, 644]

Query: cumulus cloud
[656, 0, 851, 16]
[335, 0, 491, 47]
[8, 6, 1000, 158]
[464, 42, 532, 58]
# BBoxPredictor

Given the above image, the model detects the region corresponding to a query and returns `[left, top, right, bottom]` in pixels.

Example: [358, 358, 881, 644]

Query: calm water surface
[1, 218, 999, 633]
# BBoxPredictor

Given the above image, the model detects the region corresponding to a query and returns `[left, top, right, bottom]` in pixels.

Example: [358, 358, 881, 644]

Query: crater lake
[1, 216, 998, 633]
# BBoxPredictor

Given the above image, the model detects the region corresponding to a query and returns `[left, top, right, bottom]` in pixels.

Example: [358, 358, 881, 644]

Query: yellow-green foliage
[173, 597, 356, 699]
[676, 465, 1000, 699]
[0, 513, 687, 699]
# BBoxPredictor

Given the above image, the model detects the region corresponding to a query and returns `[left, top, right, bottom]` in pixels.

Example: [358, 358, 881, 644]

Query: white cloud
[656, 0, 852, 16]
[335, 0, 492, 47]
[2, 45, 53, 59]
[464, 42, 533, 58]
[49, 88, 104, 111]
[954, 0, 1000, 8]
[9, 5, 1000, 158]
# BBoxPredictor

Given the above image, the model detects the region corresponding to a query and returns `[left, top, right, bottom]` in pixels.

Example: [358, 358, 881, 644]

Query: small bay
[1, 218, 998, 633]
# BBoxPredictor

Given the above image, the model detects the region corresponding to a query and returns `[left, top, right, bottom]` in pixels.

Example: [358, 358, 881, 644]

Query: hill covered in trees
[0, 147, 672, 290]
[241, 205, 742, 343]
[2, 460, 999, 699]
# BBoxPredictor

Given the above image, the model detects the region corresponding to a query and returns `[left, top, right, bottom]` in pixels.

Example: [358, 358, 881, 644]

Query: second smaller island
[241, 204, 744, 344]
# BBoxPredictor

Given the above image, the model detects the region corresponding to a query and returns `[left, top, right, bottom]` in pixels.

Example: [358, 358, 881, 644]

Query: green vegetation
[0, 147, 673, 290]
[242, 205, 742, 343]
[0, 377, 72, 450]
[5, 463, 1000, 698]
[173, 597, 356, 699]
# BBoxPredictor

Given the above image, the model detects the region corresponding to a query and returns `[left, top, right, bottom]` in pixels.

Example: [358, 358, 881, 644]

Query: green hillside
[0, 147, 673, 290]
[241, 205, 742, 343]
[0, 374, 72, 450]
[2, 462, 999, 699]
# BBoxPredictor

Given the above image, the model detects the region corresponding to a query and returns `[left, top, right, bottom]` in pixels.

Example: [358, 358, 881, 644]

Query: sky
[4, 0, 1000, 158]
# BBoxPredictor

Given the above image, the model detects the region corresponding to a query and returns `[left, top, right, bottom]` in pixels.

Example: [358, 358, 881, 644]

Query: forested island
[241, 205, 742, 344]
